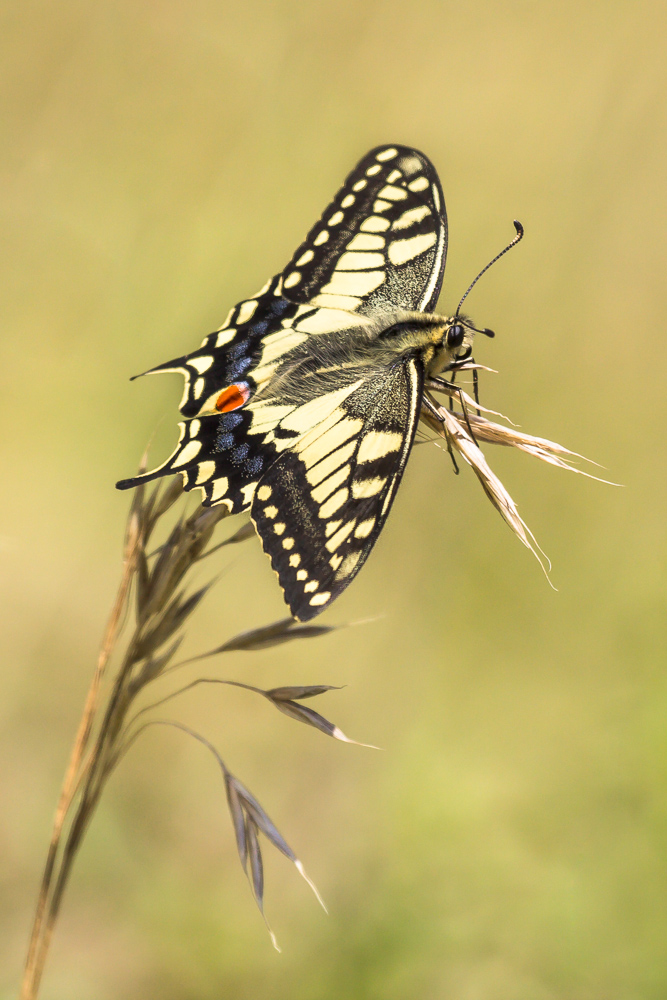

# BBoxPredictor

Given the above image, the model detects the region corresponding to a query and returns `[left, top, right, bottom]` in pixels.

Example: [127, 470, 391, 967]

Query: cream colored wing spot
[351, 477, 385, 499]
[295, 307, 364, 335]
[340, 194, 355, 208]
[319, 488, 349, 518]
[257, 484, 273, 501]
[195, 461, 216, 484]
[329, 553, 343, 571]
[354, 518, 376, 539]
[172, 440, 202, 467]
[386, 169, 402, 183]
[289, 554, 301, 568]
[357, 430, 403, 464]
[313, 230, 329, 245]
[249, 404, 297, 434]
[282, 537, 295, 550]
[264, 505, 278, 518]
[360, 216, 390, 233]
[391, 205, 431, 230]
[352, 179, 367, 191]
[432, 184, 441, 210]
[216, 328, 237, 347]
[324, 520, 343, 537]
[388, 232, 437, 266]
[408, 176, 429, 192]
[378, 185, 407, 201]
[304, 580, 319, 593]
[189, 419, 201, 437]
[373, 199, 392, 213]
[309, 592, 331, 607]
[376, 147, 398, 161]
[311, 293, 361, 312]
[347, 233, 385, 251]
[283, 271, 301, 289]
[310, 464, 351, 504]
[329, 211, 344, 225]
[335, 552, 361, 581]
[217, 308, 235, 330]
[336, 251, 385, 271]
[305, 439, 357, 486]
[258, 329, 307, 364]
[296, 569, 308, 581]
[366, 164, 382, 176]
[188, 355, 214, 374]
[237, 300, 258, 324]
[321, 270, 385, 298]
[325, 520, 356, 552]
[193, 377, 205, 399]
[273, 522, 286, 535]
[210, 477, 230, 501]
[296, 249, 314, 266]
[284, 383, 364, 437]
[240, 483, 258, 506]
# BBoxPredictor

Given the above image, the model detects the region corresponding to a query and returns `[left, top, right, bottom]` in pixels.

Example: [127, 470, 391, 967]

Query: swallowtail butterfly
[118, 145, 513, 620]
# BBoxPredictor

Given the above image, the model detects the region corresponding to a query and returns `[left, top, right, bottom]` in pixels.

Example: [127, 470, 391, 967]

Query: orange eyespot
[215, 383, 250, 412]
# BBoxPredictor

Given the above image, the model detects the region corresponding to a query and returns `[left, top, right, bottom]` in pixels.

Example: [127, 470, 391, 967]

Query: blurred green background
[2, 1, 666, 997]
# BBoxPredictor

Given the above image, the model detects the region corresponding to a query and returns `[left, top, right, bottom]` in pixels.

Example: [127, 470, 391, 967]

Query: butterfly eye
[446, 324, 465, 349]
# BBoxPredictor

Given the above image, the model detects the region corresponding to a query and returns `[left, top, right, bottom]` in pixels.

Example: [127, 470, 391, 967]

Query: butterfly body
[117, 145, 485, 620]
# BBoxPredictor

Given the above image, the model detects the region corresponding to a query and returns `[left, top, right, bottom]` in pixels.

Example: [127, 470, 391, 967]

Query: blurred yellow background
[2, 1, 666, 997]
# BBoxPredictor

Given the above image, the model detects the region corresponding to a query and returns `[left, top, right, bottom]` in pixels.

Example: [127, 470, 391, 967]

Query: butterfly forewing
[251, 357, 423, 621]
[281, 144, 447, 316]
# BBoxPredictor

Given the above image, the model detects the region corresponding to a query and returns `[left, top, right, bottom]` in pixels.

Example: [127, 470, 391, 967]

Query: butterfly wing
[251, 356, 423, 621]
[281, 144, 447, 315]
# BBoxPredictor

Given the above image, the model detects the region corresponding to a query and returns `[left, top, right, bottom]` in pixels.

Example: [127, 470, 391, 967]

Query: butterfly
[117, 144, 519, 621]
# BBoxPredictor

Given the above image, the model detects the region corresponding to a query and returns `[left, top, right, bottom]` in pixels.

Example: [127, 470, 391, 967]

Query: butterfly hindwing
[281, 144, 447, 316]
[251, 356, 423, 621]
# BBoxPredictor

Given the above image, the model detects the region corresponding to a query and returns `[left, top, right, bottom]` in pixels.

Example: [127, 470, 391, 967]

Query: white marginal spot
[351, 477, 385, 499]
[237, 300, 258, 324]
[306, 439, 357, 486]
[193, 377, 205, 399]
[335, 551, 361, 580]
[354, 518, 376, 539]
[391, 205, 431, 231]
[360, 216, 390, 233]
[388, 232, 437, 266]
[296, 569, 308, 581]
[240, 482, 257, 506]
[310, 464, 351, 504]
[347, 233, 385, 251]
[313, 230, 329, 245]
[366, 164, 382, 176]
[189, 355, 214, 374]
[254, 278, 272, 296]
[282, 537, 295, 550]
[329, 554, 343, 571]
[172, 439, 202, 467]
[432, 184, 441, 211]
[296, 250, 314, 266]
[257, 484, 272, 501]
[195, 461, 216, 484]
[357, 430, 403, 464]
[304, 580, 319, 593]
[336, 251, 384, 271]
[325, 520, 356, 552]
[216, 328, 237, 347]
[283, 271, 301, 289]
[352, 179, 367, 191]
[309, 592, 331, 606]
[273, 522, 286, 535]
[373, 199, 392, 213]
[321, 270, 385, 298]
[329, 211, 344, 225]
[218, 308, 234, 329]
[210, 476, 230, 501]
[264, 505, 278, 518]
[325, 520, 342, 537]
[319, 488, 349, 518]
[408, 176, 429, 192]
[376, 147, 398, 161]
[378, 185, 407, 201]
[189, 419, 201, 437]
[386, 169, 402, 183]
[341, 194, 355, 208]
[289, 553, 301, 567]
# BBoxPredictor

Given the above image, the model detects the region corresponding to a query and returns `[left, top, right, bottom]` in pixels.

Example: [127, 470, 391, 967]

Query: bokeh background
[2, 1, 666, 997]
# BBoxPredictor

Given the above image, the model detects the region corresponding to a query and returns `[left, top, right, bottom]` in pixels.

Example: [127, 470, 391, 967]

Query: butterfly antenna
[456, 221, 524, 318]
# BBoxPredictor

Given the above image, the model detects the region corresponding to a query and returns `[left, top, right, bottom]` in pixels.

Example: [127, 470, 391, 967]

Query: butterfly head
[426, 315, 494, 377]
